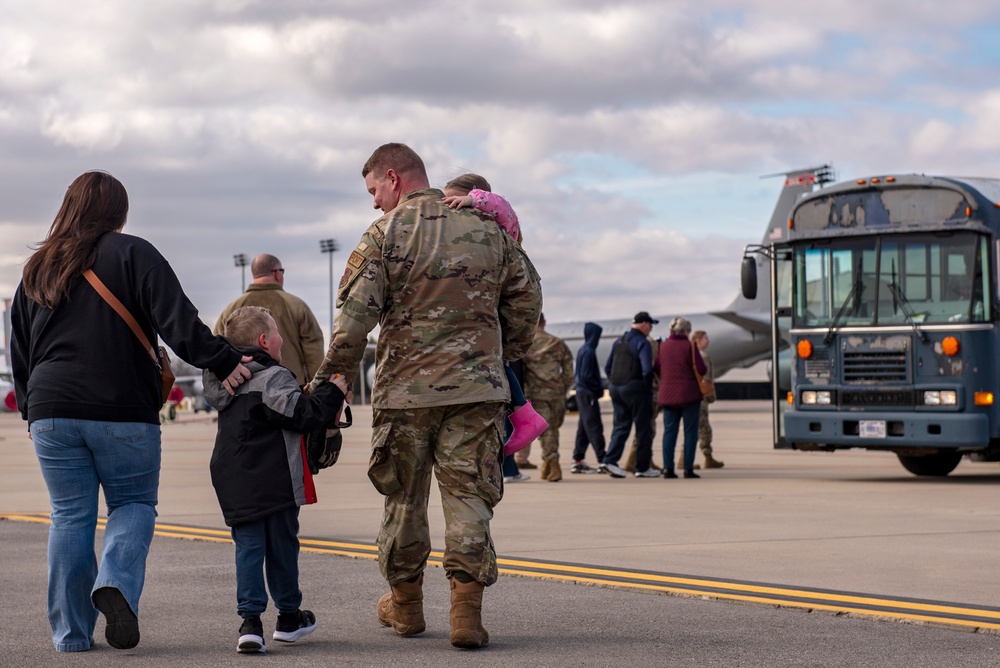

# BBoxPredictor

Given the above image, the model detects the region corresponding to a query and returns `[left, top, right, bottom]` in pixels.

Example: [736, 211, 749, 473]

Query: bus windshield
[793, 232, 990, 327]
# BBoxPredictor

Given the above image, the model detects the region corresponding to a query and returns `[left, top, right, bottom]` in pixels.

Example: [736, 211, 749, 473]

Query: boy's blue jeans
[231, 507, 303, 617]
[31, 418, 160, 652]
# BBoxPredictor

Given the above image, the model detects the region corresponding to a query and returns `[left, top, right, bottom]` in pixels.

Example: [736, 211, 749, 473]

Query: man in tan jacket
[521, 314, 575, 481]
[215, 254, 325, 384]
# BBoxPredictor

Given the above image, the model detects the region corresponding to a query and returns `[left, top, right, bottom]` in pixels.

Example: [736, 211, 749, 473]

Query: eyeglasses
[274, 268, 285, 274]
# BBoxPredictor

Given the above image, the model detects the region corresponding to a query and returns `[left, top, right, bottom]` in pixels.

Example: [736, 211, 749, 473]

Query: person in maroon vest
[653, 317, 707, 478]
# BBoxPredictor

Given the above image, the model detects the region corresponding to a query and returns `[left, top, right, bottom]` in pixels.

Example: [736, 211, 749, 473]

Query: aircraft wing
[707, 311, 771, 335]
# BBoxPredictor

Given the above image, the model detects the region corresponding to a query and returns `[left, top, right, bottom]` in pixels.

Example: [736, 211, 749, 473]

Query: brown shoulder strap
[691, 341, 703, 381]
[82, 269, 159, 365]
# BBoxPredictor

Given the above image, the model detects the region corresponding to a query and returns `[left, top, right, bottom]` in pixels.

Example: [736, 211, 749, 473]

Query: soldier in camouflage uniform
[521, 314, 574, 482]
[685, 330, 724, 469]
[308, 143, 542, 649]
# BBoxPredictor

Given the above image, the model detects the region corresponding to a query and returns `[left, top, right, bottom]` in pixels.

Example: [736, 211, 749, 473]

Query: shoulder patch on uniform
[340, 241, 378, 289]
[347, 250, 366, 269]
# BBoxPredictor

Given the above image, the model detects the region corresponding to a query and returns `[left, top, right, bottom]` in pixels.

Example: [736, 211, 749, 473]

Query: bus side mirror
[741, 256, 758, 300]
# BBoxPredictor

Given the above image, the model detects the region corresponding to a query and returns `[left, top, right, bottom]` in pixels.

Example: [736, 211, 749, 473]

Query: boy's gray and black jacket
[203, 347, 345, 527]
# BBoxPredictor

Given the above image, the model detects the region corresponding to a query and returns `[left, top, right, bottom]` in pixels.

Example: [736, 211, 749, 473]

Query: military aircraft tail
[547, 164, 835, 381]
[721, 164, 834, 317]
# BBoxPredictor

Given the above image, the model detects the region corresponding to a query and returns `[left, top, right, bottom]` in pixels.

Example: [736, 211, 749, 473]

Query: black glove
[305, 405, 352, 475]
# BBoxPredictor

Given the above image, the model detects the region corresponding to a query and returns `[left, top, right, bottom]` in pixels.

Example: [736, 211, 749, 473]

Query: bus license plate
[859, 420, 886, 439]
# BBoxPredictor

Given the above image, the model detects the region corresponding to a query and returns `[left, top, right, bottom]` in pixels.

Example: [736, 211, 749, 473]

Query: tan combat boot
[539, 459, 550, 481]
[546, 460, 562, 482]
[703, 454, 725, 469]
[623, 448, 637, 473]
[377, 574, 426, 636]
[450, 579, 489, 648]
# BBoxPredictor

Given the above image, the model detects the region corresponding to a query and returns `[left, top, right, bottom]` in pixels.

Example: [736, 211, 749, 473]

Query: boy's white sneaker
[273, 609, 317, 643]
[237, 616, 267, 653]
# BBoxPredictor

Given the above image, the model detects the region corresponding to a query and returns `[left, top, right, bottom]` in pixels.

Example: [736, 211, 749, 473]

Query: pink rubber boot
[504, 402, 549, 457]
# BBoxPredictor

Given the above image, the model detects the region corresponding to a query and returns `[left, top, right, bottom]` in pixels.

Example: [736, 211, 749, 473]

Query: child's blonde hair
[223, 306, 273, 347]
[445, 173, 491, 195]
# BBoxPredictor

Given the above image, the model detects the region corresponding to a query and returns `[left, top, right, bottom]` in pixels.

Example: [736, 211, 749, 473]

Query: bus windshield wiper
[885, 263, 928, 343]
[824, 258, 864, 345]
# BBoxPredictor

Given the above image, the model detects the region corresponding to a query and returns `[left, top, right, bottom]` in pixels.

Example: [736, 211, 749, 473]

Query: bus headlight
[802, 390, 832, 405]
[924, 390, 957, 406]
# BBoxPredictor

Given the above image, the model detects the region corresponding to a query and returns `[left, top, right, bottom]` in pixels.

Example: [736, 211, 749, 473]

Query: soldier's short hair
[362, 142, 427, 180]
[250, 253, 281, 278]
[445, 173, 491, 196]
[224, 306, 273, 347]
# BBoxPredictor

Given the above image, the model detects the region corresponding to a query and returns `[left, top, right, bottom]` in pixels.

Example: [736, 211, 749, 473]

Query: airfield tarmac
[2, 400, 999, 665]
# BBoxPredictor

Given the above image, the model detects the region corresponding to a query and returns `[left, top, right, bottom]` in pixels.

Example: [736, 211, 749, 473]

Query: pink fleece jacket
[470, 189, 522, 242]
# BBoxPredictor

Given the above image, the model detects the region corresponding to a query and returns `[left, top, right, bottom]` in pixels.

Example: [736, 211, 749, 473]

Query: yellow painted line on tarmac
[5, 512, 999, 633]
[497, 568, 1000, 632]
[495, 558, 1000, 622]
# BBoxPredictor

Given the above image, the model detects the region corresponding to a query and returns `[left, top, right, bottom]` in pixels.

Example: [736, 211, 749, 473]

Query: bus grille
[842, 351, 908, 383]
[840, 390, 916, 406]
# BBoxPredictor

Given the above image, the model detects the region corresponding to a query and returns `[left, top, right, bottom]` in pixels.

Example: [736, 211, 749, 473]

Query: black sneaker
[238, 616, 266, 653]
[93, 587, 140, 650]
[273, 609, 317, 643]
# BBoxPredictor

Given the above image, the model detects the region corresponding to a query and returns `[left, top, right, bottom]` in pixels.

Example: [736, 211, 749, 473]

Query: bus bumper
[784, 410, 990, 449]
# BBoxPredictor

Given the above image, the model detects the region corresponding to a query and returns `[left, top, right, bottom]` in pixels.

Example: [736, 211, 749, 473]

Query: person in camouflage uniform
[686, 330, 724, 469]
[308, 143, 542, 649]
[520, 314, 574, 482]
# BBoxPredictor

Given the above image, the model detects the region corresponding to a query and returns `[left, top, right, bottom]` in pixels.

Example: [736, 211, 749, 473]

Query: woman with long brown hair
[11, 171, 251, 652]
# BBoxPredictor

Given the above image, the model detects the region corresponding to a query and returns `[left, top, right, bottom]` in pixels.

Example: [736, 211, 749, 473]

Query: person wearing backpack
[600, 312, 658, 478]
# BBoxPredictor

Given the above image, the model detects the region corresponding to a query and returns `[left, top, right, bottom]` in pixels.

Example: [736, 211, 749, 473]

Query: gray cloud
[2, 0, 999, 337]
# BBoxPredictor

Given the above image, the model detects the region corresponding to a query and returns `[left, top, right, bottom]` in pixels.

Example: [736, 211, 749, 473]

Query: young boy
[204, 305, 348, 654]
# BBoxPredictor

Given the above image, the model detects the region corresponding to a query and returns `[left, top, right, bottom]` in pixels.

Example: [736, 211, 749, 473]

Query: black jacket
[574, 322, 604, 394]
[12, 232, 242, 425]
[204, 347, 345, 527]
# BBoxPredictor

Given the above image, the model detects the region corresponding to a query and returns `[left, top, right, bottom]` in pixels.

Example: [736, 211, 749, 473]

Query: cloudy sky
[3, 0, 1000, 340]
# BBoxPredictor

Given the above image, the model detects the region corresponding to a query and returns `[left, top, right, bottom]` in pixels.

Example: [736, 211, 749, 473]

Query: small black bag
[306, 406, 352, 475]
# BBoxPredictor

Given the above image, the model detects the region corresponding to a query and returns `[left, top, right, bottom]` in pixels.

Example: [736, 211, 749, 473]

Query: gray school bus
[742, 174, 1000, 476]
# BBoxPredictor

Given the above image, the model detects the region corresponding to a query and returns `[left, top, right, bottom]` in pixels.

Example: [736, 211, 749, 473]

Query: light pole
[233, 253, 248, 292]
[319, 239, 339, 334]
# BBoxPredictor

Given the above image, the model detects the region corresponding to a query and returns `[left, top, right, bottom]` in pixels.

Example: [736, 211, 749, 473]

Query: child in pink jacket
[442, 174, 545, 457]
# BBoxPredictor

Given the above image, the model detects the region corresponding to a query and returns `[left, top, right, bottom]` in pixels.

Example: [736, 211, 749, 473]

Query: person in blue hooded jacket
[570, 322, 606, 473]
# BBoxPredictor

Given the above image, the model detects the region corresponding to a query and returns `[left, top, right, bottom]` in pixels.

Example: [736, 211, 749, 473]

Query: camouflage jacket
[309, 188, 542, 409]
[522, 329, 574, 400]
[214, 284, 325, 383]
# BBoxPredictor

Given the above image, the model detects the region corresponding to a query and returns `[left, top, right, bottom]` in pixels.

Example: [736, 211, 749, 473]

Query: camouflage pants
[697, 400, 713, 456]
[369, 402, 505, 587]
[526, 397, 565, 464]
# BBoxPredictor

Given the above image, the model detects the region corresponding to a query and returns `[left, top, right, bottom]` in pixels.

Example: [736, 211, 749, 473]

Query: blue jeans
[661, 403, 701, 471]
[501, 406, 520, 477]
[31, 418, 160, 652]
[504, 364, 526, 407]
[232, 508, 303, 617]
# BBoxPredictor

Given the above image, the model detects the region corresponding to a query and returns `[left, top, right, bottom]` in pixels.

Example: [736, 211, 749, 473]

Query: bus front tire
[896, 451, 962, 477]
